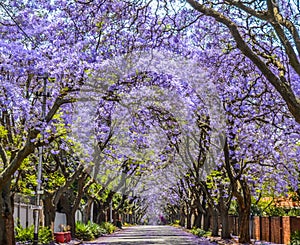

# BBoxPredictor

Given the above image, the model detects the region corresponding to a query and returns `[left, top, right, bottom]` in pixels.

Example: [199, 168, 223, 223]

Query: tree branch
[186, 0, 300, 123]
[0, 143, 8, 168]
[266, 0, 300, 75]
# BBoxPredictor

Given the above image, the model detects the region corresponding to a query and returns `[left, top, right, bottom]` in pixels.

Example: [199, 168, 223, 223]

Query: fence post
[259, 216, 262, 240]
[269, 216, 272, 242]
[26, 204, 29, 228]
[282, 216, 291, 244]
[280, 216, 283, 244]
[17, 200, 21, 227]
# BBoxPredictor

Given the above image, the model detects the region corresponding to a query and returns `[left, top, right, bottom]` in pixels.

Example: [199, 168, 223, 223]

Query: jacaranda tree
[0, 0, 143, 243]
[182, 0, 300, 124]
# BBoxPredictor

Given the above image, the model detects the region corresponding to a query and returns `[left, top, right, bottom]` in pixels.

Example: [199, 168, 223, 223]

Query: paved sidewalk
[82, 225, 214, 245]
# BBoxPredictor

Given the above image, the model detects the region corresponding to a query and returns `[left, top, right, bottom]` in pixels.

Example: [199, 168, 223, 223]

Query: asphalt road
[83, 225, 214, 245]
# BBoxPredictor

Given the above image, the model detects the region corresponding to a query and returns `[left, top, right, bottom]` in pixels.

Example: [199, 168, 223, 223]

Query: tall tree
[184, 0, 300, 123]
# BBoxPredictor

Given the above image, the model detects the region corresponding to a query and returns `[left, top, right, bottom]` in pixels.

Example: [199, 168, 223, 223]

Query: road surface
[83, 225, 214, 245]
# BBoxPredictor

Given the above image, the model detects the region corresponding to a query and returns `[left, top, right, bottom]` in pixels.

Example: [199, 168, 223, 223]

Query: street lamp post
[33, 75, 48, 245]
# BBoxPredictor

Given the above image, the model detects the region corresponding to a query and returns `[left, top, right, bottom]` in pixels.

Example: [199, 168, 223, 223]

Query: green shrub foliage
[75, 221, 117, 241]
[191, 228, 211, 238]
[290, 231, 300, 245]
[100, 222, 116, 234]
[15, 225, 52, 244]
[87, 221, 107, 237]
[75, 221, 95, 241]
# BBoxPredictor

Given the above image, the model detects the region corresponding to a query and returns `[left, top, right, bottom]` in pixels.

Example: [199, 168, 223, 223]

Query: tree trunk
[179, 205, 186, 227]
[60, 195, 76, 237]
[96, 203, 107, 224]
[0, 181, 15, 245]
[193, 208, 202, 228]
[60, 174, 87, 237]
[237, 188, 251, 243]
[82, 199, 93, 224]
[203, 211, 210, 231]
[220, 211, 231, 239]
[66, 210, 76, 238]
[210, 206, 219, 237]
[43, 194, 56, 231]
[219, 184, 231, 239]
[223, 138, 251, 243]
[238, 208, 250, 243]
[186, 208, 192, 229]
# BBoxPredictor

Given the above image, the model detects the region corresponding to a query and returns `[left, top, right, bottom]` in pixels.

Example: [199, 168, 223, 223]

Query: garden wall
[227, 215, 300, 244]
[252, 216, 300, 244]
[14, 194, 83, 231]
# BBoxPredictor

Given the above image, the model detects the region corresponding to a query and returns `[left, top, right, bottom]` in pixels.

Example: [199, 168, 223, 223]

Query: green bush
[290, 231, 300, 245]
[191, 228, 211, 238]
[87, 221, 107, 237]
[100, 222, 116, 234]
[15, 225, 34, 242]
[15, 225, 53, 244]
[75, 221, 117, 241]
[288, 209, 300, 216]
[38, 226, 53, 244]
[75, 221, 94, 241]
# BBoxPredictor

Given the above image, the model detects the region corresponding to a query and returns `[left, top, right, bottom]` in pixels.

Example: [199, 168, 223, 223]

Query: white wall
[14, 202, 34, 228]
[14, 201, 83, 231]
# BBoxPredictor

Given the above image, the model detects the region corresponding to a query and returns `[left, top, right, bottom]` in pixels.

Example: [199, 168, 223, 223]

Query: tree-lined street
[1, 0, 300, 244]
